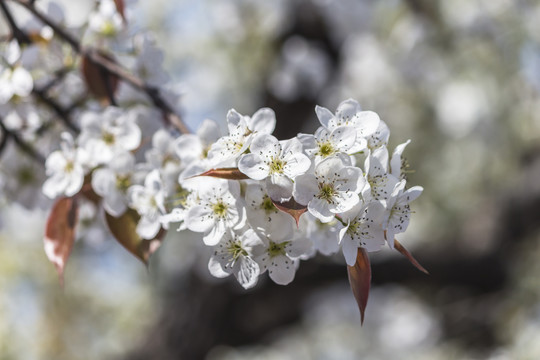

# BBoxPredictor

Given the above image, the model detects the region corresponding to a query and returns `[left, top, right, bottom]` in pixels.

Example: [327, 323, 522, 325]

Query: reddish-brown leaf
[44, 197, 79, 286]
[105, 209, 162, 266]
[195, 167, 250, 180]
[347, 248, 371, 325]
[271, 198, 307, 227]
[81, 53, 118, 104]
[114, 0, 126, 21]
[394, 239, 429, 275]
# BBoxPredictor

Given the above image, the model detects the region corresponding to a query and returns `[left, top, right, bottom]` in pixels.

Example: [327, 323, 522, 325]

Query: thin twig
[33, 87, 80, 133]
[0, 119, 46, 164]
[11, 0, 191, 134]
[0, 0, 31, 44]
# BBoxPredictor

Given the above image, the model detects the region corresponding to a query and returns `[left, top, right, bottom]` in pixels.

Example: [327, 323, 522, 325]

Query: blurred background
[2, 0, 540, 359]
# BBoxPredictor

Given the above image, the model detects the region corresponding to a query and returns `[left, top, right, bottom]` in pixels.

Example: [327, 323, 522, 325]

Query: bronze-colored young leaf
[81, 53, 119, 104]
[44, 197, 79, 286]
[271, 198, 307, 227]
[347, 248, 371, 325]
[195, 167, 250, 180]
[114, 0, 126, 21]
[105, 209, 162, 266]
[394, 239, 429, 275]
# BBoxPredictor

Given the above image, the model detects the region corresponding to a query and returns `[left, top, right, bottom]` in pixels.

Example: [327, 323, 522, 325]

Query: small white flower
[238, 134, 311, 202]
[208, 228, 265, 289]
[363, 146, 399, 202]
[315, 99, 380, 152]
[244, 183, 295, 237]
[297, 125, 356, 164]
[0, 41, 33, 104]
[79, 107, 142, 166]
[185, 179, 244, 246]
[175, 119, 221, 165]
[43, 132, 88, 199]
[207, 107, 276, 166]
[255, 229, 312, 285]
[91, 151, 136, 217]
[127, 170, 166, 239]
[383, 180, 423, 248]
[293, 156, 364, 223]
[339, 201, 386, 266]
[87, 0, 124, 39]
[298, 213, 340, 256]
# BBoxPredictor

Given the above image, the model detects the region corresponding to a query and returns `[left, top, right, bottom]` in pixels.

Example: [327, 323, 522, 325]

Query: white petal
[355, 111, 381, 137]
[208, 256, 231, 278]
[249, 133, 280, 160]
[330, 126, 357, 153]
[282, 153, 311, 178]
[235, 256, 260, 289]
[342, 237, 359, 266]
[266, 175, 293, 202]
[198, 119, 221, 144]
[249, 107, 276, 134]
[11, 67, 33, 97]
[91, 168, 115, 197]
[186, 205, 214, 233]
[203, 221, 227, 246]
[268, 256, 296, 285]
[402, 186, 423, 203]
[175, 134, 203, 162]
[315, 105, 334, 128]
[238, 153, 269, 180]
[292, 173, 318, 205]
[137, 216, 161, 239]
[308, 198, 334, 223]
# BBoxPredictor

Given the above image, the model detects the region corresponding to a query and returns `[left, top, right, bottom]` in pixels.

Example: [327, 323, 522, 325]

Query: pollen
[115, 175, 131, 191]
[228, 241, 247, 260]
[318, 183, 336, 202]
[268, 241, 288, 257]
[102, 131, 115, 145]
[212, 201, 228, 217]
[269, 157, 285, 174]
[261, 195, 277, 213]
[317, 141, 335, 157]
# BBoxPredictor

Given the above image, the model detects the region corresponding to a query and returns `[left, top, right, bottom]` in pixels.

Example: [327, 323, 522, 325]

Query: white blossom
[238, 134, 311, 202]
[185, 179, 244, 246]
[79, 107, 141, 166]
[339, 201, 386, 266]
[293, 156, 365, 223]
[91, 151, 136, 217]
[43, 133, 88, 199]
[208, 228, 265, 289]
[207, 108, 276, 166]
[127, 169, 166, 239]
[383, 180, 423, 248]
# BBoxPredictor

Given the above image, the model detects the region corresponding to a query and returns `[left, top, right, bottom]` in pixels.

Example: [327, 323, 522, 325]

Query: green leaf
[105, 209, 162, 266]
[44, 197, 79, 286]
[271, 198, 307, 227]
[347, 248, 371, 325]
[195, 167, 250, 180]
[394, 239, 429, 275]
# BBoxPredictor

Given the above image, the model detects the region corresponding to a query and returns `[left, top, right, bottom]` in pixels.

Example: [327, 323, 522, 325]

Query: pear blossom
[91, 151, 137, 217]
[127, 169, 166, 239]
[87, 0, 124, 40]
[185, 179, 244, 246]
[175, 119, 221, 164]
[297, 125, 356, 165]
[338, 202, 386, 266]
[244, 183, 295, 236]
[207, 108, 276, 166]
[315, 99, 381, 153]
[238, 134, 311, 202]
[43, 133, 89, 199]
[298, 213, 340, 256]
[364, 146, 399, 201]
[208, 228, 265, 289]
[255, 229, 312, 285]
[0, 41, 33, 104]
[293, 156, 365, 223]
[79, 107, 142, 166]
[383, 180, 423, 248]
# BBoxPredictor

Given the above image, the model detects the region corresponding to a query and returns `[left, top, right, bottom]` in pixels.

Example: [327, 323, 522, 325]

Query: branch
[0, 0, 31, 44]
[11, 0, 191, 134]
[33, 87, 80, 133]
[0, 119, 46, 164]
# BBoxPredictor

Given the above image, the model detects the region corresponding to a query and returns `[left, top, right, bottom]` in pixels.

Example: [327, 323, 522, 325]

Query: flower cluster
[0, 0, 423, 295]
[40, 95, 422, 289]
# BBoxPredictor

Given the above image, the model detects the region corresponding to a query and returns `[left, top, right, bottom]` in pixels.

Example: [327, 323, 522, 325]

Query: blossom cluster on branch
[0, 0, 426, 321]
